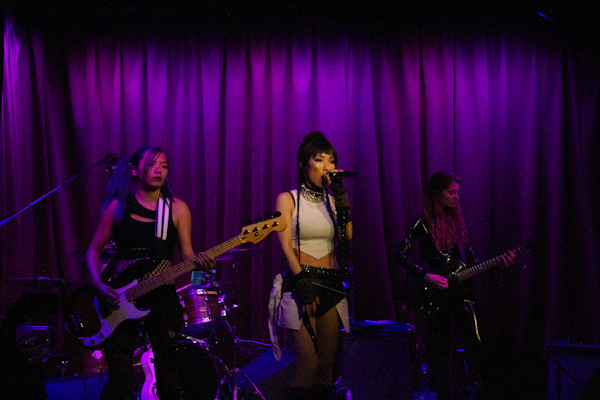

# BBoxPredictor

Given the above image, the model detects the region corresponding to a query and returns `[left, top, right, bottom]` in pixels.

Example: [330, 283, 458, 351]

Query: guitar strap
[155, 194, 171, 241]
[152, 194, 171, 262]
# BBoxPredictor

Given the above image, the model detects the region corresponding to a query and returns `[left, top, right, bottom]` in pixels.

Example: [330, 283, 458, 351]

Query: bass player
[86, 145, 215, 400]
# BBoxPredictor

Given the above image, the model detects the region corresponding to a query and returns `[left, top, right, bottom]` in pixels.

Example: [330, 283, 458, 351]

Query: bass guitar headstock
[239, 212, 286, 244]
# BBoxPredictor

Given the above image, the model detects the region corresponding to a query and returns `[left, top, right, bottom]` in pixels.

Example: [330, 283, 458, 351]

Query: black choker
[300, 183, 324, 203]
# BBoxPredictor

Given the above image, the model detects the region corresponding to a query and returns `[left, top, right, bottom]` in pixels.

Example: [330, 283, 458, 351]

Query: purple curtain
[2, 3, 600, 394]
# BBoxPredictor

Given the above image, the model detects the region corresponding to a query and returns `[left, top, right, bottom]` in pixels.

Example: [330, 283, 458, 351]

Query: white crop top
[290, 189, 336, 260]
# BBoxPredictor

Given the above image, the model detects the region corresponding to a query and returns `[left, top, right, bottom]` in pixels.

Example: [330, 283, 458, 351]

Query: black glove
[292, 271, 317, 305]
[330, 180, 351, 225]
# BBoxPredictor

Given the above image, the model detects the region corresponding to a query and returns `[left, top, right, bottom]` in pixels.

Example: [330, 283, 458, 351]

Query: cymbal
[177, 281, 233, 292]
[215, 247, 264, 261]
[4, 276, 81, 288]
[208, 280, 233, 288]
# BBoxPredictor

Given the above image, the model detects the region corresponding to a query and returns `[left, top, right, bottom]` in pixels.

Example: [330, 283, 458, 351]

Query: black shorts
[283, 265, 348, 317]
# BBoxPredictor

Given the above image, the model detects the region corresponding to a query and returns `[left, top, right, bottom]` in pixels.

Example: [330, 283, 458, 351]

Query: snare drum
[133, 338, 223, 400]
[179, 288, 226, 337]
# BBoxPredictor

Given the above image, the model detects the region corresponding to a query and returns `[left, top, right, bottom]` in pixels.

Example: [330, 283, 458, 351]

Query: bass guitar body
[65, 279, 150, 348]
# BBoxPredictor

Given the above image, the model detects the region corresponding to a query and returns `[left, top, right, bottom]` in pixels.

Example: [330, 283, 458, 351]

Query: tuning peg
[255, 217, 263, 223]
[272, 211, 281, 218]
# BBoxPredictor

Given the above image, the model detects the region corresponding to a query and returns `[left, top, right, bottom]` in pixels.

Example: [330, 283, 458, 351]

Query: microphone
[102, 153, 119, 175]
[101, 153, 118, 164]
[105, 163, 118, 175]
[325, 171, 359, 180]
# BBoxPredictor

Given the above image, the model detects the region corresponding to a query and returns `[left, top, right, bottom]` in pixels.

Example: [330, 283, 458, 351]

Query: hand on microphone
[323, 170, 352, 226]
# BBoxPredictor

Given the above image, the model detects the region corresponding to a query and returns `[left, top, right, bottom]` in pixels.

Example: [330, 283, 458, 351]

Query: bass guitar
[65, 215, 285, 348]
[405, 237, 539, 320]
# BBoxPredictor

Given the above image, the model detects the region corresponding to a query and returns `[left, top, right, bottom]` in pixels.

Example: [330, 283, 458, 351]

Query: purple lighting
[2, 3, 600, 397]
[534, 10, 553, 22]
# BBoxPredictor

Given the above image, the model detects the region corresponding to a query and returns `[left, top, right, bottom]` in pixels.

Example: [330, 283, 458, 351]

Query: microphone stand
[0, 153, 116, 296]
[0, 153, 117, 229]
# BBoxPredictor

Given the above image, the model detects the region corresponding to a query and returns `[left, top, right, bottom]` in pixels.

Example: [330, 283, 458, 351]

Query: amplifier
[547, 343, 600, 400]
[342, 321, 414, 400]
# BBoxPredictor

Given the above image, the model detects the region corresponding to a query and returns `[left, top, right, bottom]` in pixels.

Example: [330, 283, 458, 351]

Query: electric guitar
[140, 346, 157, 400]
[65, 216, 286, 348]
[405, 237, 539, 320]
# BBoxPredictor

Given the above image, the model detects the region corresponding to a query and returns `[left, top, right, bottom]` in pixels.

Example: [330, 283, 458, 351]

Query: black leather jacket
[396, 217, 478, 282]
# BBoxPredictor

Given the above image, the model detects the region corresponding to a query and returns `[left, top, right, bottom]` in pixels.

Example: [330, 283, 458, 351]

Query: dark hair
[423, 172, 460, 210]
[102, 146, 173, 221]
[423, 172, 468, 252]
[296, 131, 337, 186]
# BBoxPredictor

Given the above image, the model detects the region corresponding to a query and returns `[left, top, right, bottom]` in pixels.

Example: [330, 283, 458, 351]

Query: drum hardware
[216, 321, 268, 400]
[216, 247, 267, 400]
[178, 286, 228, 338]
[133, 335, 226, 400]
[42, 352, 77, 379]
[144, 246, 265, 399]
[42, 346, 107, 379]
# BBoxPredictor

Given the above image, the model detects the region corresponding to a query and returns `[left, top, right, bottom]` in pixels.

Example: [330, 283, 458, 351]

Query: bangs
[312, 143, 337, 162]
[143, 148, 164, 169]
[304, 140, 337, 165]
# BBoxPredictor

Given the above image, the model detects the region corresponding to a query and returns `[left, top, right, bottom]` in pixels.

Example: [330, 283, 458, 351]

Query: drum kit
[2, 245, 265, 400]
[1, 154, 267, 399]
[129, 247, 267, 400]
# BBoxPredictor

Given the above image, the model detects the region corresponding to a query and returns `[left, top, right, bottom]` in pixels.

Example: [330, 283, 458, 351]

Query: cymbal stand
[222, 251, 266, 400]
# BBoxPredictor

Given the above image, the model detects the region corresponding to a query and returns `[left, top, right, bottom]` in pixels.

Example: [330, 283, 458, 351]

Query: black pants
[415, 302, 482, 400]
[101, 287, 183, 400]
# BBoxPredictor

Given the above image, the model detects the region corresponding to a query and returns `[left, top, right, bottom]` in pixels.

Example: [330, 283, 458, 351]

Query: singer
[269, 131, 352, 400]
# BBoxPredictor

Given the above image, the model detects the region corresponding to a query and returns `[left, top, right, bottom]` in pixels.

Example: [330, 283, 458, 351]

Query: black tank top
[113, 195, 178, 259]
[102, 195, 179, 286]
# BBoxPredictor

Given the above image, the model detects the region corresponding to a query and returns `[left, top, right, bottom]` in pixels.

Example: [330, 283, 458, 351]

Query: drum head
[175, 340, 220, 400]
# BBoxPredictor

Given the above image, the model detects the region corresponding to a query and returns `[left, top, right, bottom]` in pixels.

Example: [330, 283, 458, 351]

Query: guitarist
[396, 172, 516, 400]
[86, 146, 215, 400]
